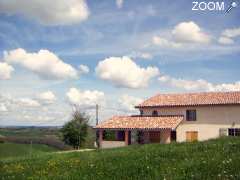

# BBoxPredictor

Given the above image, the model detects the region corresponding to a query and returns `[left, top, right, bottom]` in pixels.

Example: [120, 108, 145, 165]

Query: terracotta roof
[95, 115, 183, 130]
[136, 91, 240, 108]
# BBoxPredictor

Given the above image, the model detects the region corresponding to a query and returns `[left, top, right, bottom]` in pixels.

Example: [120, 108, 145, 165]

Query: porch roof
[94, 115, 183, 130]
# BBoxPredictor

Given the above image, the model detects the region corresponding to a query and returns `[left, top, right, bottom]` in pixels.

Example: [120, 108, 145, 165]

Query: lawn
[1, 137, 240, 179]
[0, 143, 57, 159]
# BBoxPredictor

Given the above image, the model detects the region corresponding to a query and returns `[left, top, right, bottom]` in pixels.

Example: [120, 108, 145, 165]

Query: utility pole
[96, 104, 99, 148]
[96, 104, 99, 125]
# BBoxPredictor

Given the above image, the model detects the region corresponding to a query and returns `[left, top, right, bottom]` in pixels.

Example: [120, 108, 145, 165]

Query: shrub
[0, 138, 4, 143]
[61, 108, 89, 149]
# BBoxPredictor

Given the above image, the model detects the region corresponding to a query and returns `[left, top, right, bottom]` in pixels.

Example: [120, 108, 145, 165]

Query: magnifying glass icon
[226, 1, 238, 13]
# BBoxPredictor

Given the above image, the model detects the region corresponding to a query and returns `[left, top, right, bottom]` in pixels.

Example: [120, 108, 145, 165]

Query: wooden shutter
[186, 131, 198, 142]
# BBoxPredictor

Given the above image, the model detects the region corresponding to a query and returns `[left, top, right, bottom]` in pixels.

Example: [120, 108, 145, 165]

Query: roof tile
[95, 115, 183, 130]
[136, 91, 240, 107]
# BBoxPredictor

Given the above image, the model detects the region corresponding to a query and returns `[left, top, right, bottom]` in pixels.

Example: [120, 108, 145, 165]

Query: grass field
[0, 143, 57, 159]
[1, 137, 240, 179]
[0, 127, 60, 138]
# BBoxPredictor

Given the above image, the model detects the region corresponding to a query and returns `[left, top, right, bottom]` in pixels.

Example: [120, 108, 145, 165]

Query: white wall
[101, 141, 126, 148]
[139, 105, 240, 142]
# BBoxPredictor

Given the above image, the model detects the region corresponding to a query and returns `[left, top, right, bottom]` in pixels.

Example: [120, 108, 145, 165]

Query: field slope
[1, 137, 240, 179]
[0, 143, 57, 159]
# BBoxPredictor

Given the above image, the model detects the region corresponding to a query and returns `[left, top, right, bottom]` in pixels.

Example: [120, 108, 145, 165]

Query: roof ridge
[136, 91, 240, 108]
[154, 91, 240, 96]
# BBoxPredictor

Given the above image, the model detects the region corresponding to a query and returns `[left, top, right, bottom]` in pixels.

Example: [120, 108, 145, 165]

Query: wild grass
[0, 143, 57, 160]
[1, 137, 240, 180]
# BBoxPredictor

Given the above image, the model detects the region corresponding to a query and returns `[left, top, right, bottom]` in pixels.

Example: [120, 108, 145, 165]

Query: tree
[61, 108, 89, 149]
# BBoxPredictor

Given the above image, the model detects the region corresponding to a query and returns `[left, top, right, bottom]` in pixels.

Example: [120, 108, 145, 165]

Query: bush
[61, 108, 89, 149]
[0, 138, 4, 143]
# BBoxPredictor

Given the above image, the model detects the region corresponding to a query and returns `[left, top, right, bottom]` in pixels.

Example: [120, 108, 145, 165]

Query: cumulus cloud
[0, 0, 90, 26]
[218, 27, 240, 45]
[118, 94, 143, 112]
[172, 21, 211, 44]
[4, 48, 78, 80]
[17, 98, 41, 107]
[38, 91, 56, 103]
[0, 103, 8, 112]
[116, 0, 124, 8]
[95, 56, 159, 89]
[79, 64, 90, 74]
[222, 27, 240, 38]
[152, 36, 181, 48]
[66, 88, 105, 108]
[0, 62, 14, 80]
[218, 36, 234, 45]
[159, 75, 240, 92]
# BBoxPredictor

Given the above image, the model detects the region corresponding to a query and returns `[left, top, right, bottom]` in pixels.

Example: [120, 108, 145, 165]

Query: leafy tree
[61, 108, 89, 149]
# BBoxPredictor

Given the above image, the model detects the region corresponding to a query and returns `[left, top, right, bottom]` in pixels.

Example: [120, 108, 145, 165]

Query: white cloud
[222, 27, 240, 38]
[95, 56, 159, 88]
[140, 53, 153, 59]
[118, 94, 143, 112]
[218, 36, 234, 45]
[129, 52, 153, 60]
[116, 0, 124, 8]
[172, 21, 211, 44]
[17, 98, 41, 107]
[38, 91, 56, 103]
[0, 93, 71, 126]
[66, 88, 105, 108]
[0, 103, 8, 112]
[4, 48, 78, 80]
[218, 27, 240, 45]
[79, 64, 90, 74]
[159, 75, 240, 92]
[0, 62, 14, 80]
[0, 0, 90, 26]
[152, 36, 181, 48]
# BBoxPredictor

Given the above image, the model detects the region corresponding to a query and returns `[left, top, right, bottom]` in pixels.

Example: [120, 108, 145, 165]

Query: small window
[140, 110, 143, 116]
[228, 128, 240, 136]
[152, 110, 158, 116]
[186, 110, 196, 121]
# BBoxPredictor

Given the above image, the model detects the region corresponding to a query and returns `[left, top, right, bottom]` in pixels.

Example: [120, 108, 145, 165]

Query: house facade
[95, 91, 240, 148]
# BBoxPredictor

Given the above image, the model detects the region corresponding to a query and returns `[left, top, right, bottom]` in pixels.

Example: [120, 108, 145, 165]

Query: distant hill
[1, 137, 240, 179]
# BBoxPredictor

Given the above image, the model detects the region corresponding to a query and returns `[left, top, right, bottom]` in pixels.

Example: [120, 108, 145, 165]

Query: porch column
[160, 129, 171, 144]
[125, 130, 129, 145]
[99, 129, 103, 148]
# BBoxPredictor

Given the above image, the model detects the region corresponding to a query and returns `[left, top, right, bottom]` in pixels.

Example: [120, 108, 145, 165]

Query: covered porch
[98, 129, 176, 148]
[95, 115, 183, 148]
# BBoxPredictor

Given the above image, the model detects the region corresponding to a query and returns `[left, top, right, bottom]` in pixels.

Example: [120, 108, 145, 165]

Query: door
[149, 131, 161, 143]
[171, 130, 176, 142]
[186, 131, 198, 142]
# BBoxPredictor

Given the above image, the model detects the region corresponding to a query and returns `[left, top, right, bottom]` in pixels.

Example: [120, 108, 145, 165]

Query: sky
[0, 0, 239, 126]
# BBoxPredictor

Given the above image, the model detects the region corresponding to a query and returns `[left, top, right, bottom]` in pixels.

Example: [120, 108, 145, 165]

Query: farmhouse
[95, 91, 240, 148]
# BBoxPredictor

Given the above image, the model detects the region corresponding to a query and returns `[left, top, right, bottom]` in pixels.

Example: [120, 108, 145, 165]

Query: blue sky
[0, 0, 239, 126]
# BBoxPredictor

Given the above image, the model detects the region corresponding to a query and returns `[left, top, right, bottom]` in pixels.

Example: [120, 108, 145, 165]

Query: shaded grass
[1, 137, 240, 179]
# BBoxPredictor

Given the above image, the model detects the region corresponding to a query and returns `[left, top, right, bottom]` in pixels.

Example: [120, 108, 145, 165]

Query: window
[140, 110, 143, 116]
[228, 128, 240, 136]
[152, 110, 158, 116]
[186, 110, 196, 121]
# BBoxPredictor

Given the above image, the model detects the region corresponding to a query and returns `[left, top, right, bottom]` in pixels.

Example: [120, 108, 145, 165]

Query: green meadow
[0, 143, 57, 159]
[1, 137, 240, 180]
